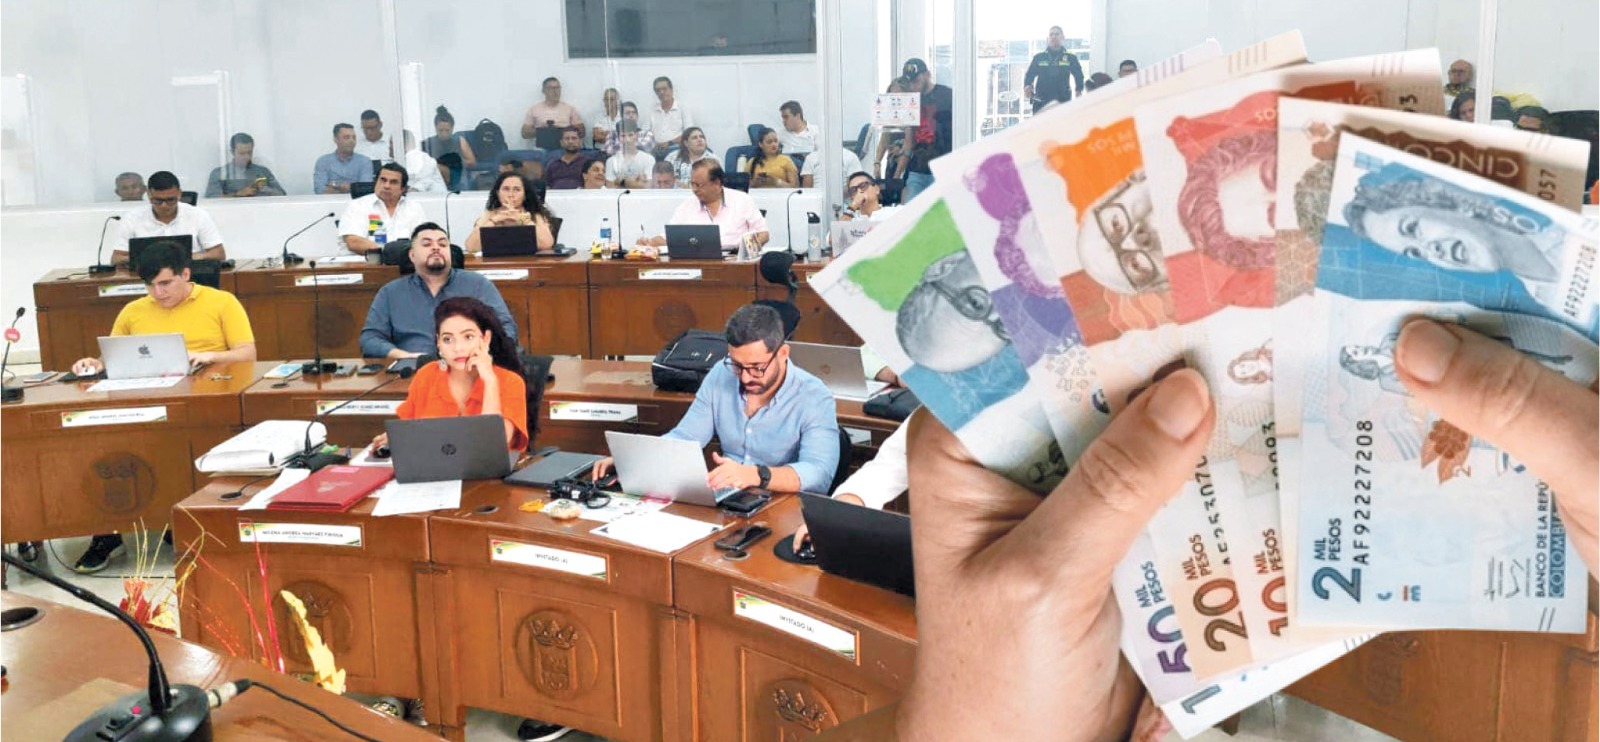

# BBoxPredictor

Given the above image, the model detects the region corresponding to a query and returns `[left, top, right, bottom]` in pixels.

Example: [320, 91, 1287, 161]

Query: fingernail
[1397, 319, 1459, 384]
[1147, 369, 1209, 440]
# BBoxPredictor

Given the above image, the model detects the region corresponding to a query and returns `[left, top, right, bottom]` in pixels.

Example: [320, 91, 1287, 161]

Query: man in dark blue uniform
[1022, 26, 1085, 111]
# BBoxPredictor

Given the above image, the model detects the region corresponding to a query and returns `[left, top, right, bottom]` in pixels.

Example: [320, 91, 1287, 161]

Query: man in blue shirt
[359, 222, 518, 359]
[313, 123, 375, 194]
[593, 304, 840, 493]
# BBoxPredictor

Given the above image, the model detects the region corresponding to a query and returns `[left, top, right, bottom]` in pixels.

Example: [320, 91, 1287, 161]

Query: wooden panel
[232, 263, 395, 360]
[238, 359, 412, 446]
[588, 260, 755, 357]
[472, 256, 592, 358]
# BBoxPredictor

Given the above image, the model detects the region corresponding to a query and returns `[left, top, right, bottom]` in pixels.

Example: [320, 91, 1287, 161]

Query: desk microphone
[297, 365, 414, 472]
[90, 215, 122, 275]
[614, 189, 631, 252]
[1, 551, 213, 741]
[281, 211, 335, 266]
[783, 188, 803, 256]
[1, 307, 25, 403]
[300, 260, 336, 375]
[443, 189, 460, 242]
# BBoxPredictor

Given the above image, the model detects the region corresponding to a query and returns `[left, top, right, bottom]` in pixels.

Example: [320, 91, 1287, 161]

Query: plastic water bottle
[806, 212, 824, 262]
[598, 217, 613, 252]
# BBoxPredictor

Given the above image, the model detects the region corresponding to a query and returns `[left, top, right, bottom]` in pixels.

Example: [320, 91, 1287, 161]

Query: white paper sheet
[238, 468, 311, 510]
[87, 376, 184, 393]
[370, 480, 462, 517]
[591, 511, 722, 553]
[575, 495, 668, 524]
[347, 447, 394, 467]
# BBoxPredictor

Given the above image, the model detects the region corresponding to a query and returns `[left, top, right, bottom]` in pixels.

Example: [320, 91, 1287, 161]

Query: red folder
[266, 466, 394, 512]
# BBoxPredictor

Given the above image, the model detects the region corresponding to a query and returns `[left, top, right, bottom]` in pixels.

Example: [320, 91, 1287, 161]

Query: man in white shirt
[357, 110, 394, 163]
[841, 171, 898, 221]
[777, 101, 818, 155]
[340, 162, 428, 254]
[800, 148, 864, 189]
[647, 76, 693, 159]
[521, 76, 584, 140]
[637, 160, 769, 253]
[400, 130, 448, 194]
[605, 121, 656, 189]
[111, 171, 226, 266]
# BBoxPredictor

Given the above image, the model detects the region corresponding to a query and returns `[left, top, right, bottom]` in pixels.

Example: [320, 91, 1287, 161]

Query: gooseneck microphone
[300, 260, 336, 375]
[90, 215, 123, 275]
[2, 307, 26, 403]
[783, 188, 803, 256]
[296, 365, 415, 472]
[443, 189, 460, 242]
[281, 211, 336, 266]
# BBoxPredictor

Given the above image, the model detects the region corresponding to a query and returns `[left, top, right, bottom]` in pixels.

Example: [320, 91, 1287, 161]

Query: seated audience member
[1449, 89, 1477, 122]
[800, 148, 864, 189]
[425, 106, 477, 169]
[115, 171, 147, 202]
[841, 171, 898, 222]
[70, 241, 256, 573]
[605, 121, 656, 189]
[339, 163, 427, 255]
[111, 171, 226, 265]
[648, 76, 693, 158]
[777, 100, 818, 154]
[1444, 59, 1474, 99]
[313, 123, 375, 194]
[546, 127, 590, 190]
[667, 126, 722, 184]
[603, 101, 656, 155]
[1084, 72, 1114, 92]
[790, 417, 909, 550]
[401, 130, 449, 193]
[360, 222, 519, 360]
[651, 161, 678, 189]
[747, 127, 799, 189]
[521, 76, 584, 141]
[206, 132, 285, 198]
[1118, 58, 1138, 77]
[357, 109, 394, 163]
[589, 87, 622, 149]
[465, 172, 555, 253]
[521, 159, 545, 185]
[636, 160, 769, 253]
[592, 304, 840, 494]
[367, 297, 528, 454]
[1514, 106, 1553, 133]
[581, 159, 610, 190]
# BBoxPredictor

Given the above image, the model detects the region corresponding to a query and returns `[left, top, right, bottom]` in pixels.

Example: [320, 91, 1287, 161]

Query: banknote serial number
[1311, 420, 1375, 603]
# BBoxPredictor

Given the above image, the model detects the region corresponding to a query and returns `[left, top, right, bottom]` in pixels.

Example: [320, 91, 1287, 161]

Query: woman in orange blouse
[369, 297, 528, 453]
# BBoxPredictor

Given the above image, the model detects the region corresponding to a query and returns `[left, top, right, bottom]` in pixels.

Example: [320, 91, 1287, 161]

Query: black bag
[651, 329, 727, 393]
[864, 387, 921, 422]
[471, 118, 508, 162]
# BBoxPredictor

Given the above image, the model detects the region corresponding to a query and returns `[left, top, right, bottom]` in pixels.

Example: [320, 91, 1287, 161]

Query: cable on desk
[243, 680, 387, 742]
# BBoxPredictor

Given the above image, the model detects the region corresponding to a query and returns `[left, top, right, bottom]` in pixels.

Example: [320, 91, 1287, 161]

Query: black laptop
[534, 126, 565, 150]
[798, 493, 915, 596]
[386, 415, 516, 483]
[664, 224, 724, 260]
[127, 235, 194, 271]
[480, 225, 539, 257]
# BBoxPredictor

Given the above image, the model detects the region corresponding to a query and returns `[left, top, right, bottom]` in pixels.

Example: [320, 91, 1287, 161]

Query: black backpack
[471, 118, 508, 162]
[864, 387, 921, 422]
[651, 329, 727, 393]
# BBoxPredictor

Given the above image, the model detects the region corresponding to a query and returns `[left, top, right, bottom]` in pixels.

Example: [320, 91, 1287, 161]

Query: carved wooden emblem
[768, 680, 837, 741]
[516, 610, 597, 700]
[312, 305, 357, 348]
[1362, 632, 1422, 704]
[85, 453, 155, 514]
[274, 580, 353, 666]
[652, 301, 697, 341]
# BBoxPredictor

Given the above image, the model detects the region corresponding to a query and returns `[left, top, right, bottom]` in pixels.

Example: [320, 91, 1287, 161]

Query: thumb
[711, 451, 726, 464]
[1394, 318, 1597, 500]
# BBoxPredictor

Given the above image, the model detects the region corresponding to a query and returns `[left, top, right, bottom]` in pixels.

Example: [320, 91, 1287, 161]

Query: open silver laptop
[604, 431, 740, 507]
[787, 342, 887, 401]
[98, 334, 190, 379]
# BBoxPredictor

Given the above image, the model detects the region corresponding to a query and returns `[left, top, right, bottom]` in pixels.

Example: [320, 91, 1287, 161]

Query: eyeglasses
[846, 180, 873, 196]
[922, 258, 1010, 343]
[1092, 177, 1166, 291]
[149, 196, 180, 205]
[724, 349, 780, 378]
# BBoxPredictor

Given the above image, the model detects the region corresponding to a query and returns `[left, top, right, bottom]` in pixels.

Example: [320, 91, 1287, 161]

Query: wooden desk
[173, 478, 441, 731]
[1, 592, 438, 741]
[587, 259, 756, 357]
[32, 266, 243, 370]
[671, 496, 916, 740]
[473, 254, 592, 357]
[231, 260, 396, 361]
[238, 359, 413, 447]
[0, 361, 259, 543]
[760, 260, 861, 347]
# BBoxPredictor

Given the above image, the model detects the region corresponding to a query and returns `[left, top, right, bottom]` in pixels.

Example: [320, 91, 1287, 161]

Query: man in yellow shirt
[69, 239, 256, 573]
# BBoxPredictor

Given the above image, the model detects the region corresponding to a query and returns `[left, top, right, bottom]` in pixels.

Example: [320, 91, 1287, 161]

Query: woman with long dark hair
[465, 172, 555, 253]
[369, 296, 528, 453]
[668, 126, 722, 185]
[746, 126, 798, 188]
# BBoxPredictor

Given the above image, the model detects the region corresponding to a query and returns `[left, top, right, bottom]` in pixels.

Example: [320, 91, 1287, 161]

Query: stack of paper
[195, 420, 324, 473]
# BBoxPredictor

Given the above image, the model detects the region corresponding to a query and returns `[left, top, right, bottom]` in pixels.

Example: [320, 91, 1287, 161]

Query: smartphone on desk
[720, 488, 771, 515]
[357, 363, 383, 375]
[21, 371, 60, 385]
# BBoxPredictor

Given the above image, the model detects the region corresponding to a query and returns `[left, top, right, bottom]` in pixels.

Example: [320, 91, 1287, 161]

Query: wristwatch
[756, 465, 772, 489]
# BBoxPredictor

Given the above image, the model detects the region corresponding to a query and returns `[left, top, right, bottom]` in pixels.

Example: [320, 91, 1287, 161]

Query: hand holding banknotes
[1396, 318, 1599, 578]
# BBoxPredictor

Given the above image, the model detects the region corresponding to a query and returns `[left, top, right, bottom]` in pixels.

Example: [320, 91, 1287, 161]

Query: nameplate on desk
[474, 268, 530, 281]
[638, 268, 702, 281]
[548, 401, 639, 423]
[294, 273, 363, 287]
[315, 400, 402, 416]
[60, 405, 168, 428]
[97, 283, 146, 298]
[315, 255, 367, 264]
[732, 590, 858, 660]
[490, 539, 607, 579]
[238, 522, 363, 547]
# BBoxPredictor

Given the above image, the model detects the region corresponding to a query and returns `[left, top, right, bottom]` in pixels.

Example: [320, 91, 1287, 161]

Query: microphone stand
[614, 189, 631, 259]
[300, 260, 336, 375]
[783, 188, 803, 257]
[443, 189, 460, 242]
[89, 215, 122, 275]
[280, 211, 335, 266]
[1, 308, 25, 403]
[296, 367, 414, 472]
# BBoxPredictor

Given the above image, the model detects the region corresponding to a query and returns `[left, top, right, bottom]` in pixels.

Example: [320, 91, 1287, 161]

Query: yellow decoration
[279, 590, 347, 694]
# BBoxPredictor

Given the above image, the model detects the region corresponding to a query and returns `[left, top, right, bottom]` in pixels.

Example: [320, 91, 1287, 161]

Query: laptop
[479, 225, 539, 257]
[604, 431, 740, 506]
[664, 225, 724, 260]
[534, 126, 565, 150]
[799, 492, 915, 596]
[788, 342, 888, 401]
[127, 235, 194, 272]
[98, 334, 190, 379]
[386, 415, 516, 483]
[504, 451, 605, 488]
[350, 181, 375, 198]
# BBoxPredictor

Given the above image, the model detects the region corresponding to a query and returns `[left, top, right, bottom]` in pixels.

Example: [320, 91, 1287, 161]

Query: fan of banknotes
[813, 30, 1597, 739]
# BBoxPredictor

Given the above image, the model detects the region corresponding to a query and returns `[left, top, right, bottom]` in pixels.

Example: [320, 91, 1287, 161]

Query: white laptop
[604, 431, 741, 507]
[98, 334, 190, 380]
[787, 342, 887, 401]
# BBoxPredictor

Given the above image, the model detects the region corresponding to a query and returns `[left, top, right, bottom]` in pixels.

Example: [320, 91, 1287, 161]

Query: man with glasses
[647, 76, 693, 160]
[357, 110, 394, 163]
[841, 171, 898, 222]
[521, 76, 584, 141]
[591, 303, 840, 494]
[636, 160, 769, 253]
[1444, 59, 1474, 99]
[111, 170, 226, 266]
